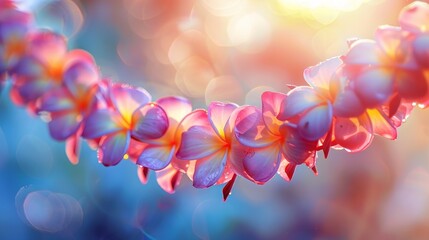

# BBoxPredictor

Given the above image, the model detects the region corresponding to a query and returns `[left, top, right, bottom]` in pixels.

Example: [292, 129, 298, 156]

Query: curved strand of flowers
[1, 1, 429, 200]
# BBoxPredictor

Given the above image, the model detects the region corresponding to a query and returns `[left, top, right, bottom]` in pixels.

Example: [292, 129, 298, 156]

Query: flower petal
[304, 57, 342, 90]
[413, 34, 429, 67]
[63, 58, 99, 99]
[137, 145, 176, 170]
[333, 89, 365, 118]
[156, 164, 182, 194]
[157, 96, 192, 126]
[278, 87, 324, 120]
[176, 125, 224, 160]
[261, 91, 285, 135]
[298, 104, 333, 141]
[366, 108, 397, 140]
[234, 106, 276, 148]
[243, 144, 282, 183]
[98, 131, 130, 166]
[82, 109, 123, 139]
[375, 25, 409, 62]
[396, 69, 428, 100]
[342, 40, 382, 65]
[281, 126, 318, 165]
[131, 103, 168, 141]
[399, 1, 429, 33]
[110, 84, 151, 124]
[27, 30, 67, 66]
[193, 150, 228, 188]
[333, 114, 373, 152]
[65, 132, 80, 165]
[38, 87, 74, 112]
[208, 101, 238, 140]
[48, 111, 81, 140]
[354, 67, 394, 108]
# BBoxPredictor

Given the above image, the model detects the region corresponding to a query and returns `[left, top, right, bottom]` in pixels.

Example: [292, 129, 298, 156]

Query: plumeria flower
[0, 7, 32, 92]
[37, 50, 100, 164]
[176, 102, 238, 188]
[129, 96, 195, 193]
[82, 83, 168, 166]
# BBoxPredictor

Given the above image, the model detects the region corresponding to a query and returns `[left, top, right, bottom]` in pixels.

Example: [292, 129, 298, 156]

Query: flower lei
[1, 1, 429, 200]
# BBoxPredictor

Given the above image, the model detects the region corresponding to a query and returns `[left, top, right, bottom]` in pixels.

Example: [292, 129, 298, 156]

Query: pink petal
[27, 30, 67, 65]
[281, 126, 318, 165]
[227, 137, 256, 182]
[333, 89, 365, 118]
[175, 109, 211, 147]
[48, 111, 81, 140]
[127, 139, 148, 163]
[176, 125, 224, 160]
[278, 87, 324, 120]
[304, 57, 342, 90]
[208, 101, 238, 140]
[110, 84, 151, 124]
[157, 96, 192, 126]
[82, 109, 123, 139]
[63, 59, 99, 99]
[261, 91, 285, 135]
[63, 49, 96, 68]
[11, 75, 53, 104]
[375, 25, 408, 62]
[156, 164, 182, 194]
[277, 159, 295, 181]
[193, 150, 228, 188]
[38, 87, 74, 112]
[298, 104, 333, 141]
[223, 174, 237, 201]
[342, 40, 382, 65]
[243, 144, 282, 183]
[137, 145, 176, 170]
[399, 1, 429, 33]
[98, 131, 130, 166]
[333, 114, 373, 152]
[354, 67, 394, 108]
[234, 106, 276, 148]
[413, 34, 429, 67]
[65, 132, 80, 165]
[137, 166, 149, 184]
[366, 108, 397, 140]
[131, 103, 168, 141]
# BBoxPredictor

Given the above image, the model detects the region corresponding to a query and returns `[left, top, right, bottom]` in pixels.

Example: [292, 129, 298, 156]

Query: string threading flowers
[2, 1, 429, 200]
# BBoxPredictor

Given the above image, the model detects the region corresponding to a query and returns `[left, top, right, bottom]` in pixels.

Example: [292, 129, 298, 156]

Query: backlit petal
[261, 91, 285, 135]
[157, 96, 192, 127]
[176, 125, 224, 160]
[63, 59, 99, 99]
[98, 131, 130, 166]
[234, 106, 276, 148]
[304, 57, 342, 90]
[413, 34, 429, 67]
[396, 69, 428, 100]
[82, 109, 123, 139]
[137, 145, 176, 170]
[333, 90, 365, 118]
[281, 126, 318, 165]
[110, 84, 151, 124]
[208, 101, 238, 140]
[399, 1, 429, 33]
[156, 165, 182, 194]
[366, 108, 397, 140]
[342, 40, 382, 65]
[375, 25, 409, 62]
[278, 87, 323, 120]
[333, 114, 373, 152]
[193, 150, 228, 188]
[175, 109, 211, 147]
[354, 67, 394, 108]
[131, 103, 168, 141]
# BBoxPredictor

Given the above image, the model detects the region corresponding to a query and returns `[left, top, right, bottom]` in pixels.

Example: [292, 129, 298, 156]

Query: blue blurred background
[2, 0, 429, 239]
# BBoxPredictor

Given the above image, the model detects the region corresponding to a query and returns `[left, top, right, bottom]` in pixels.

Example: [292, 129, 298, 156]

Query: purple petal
[208, 101, 238, 140]
[38, 87, 74, 112]
[98, 131, 130, 166]
[193, 150, 228, 188]
[82, 109, 123, 139]
[243, 144, 282, 183]
[63, 59, 99, 99]
[234, 106, 276, 148]
[48, 111, 81, 140]
[131, 103, 168, 141]
[281, 126, 318, 165]
[176, 125, 224, 160]
[28, 30, 67, 65]
[342, 40, 382, 65]
[175, 109, 211, 146]
[278, 87, 324, 120]
[298, 104, 333, 141]
[261, 91, 285, 135]
[137, 145, 176, 170]
[333, 89, 365, 118]
[157, 96, 192, 126]
[399, 1, 429, 33]
[413, 34, 429, 67]
[354, 67, 394, 108]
